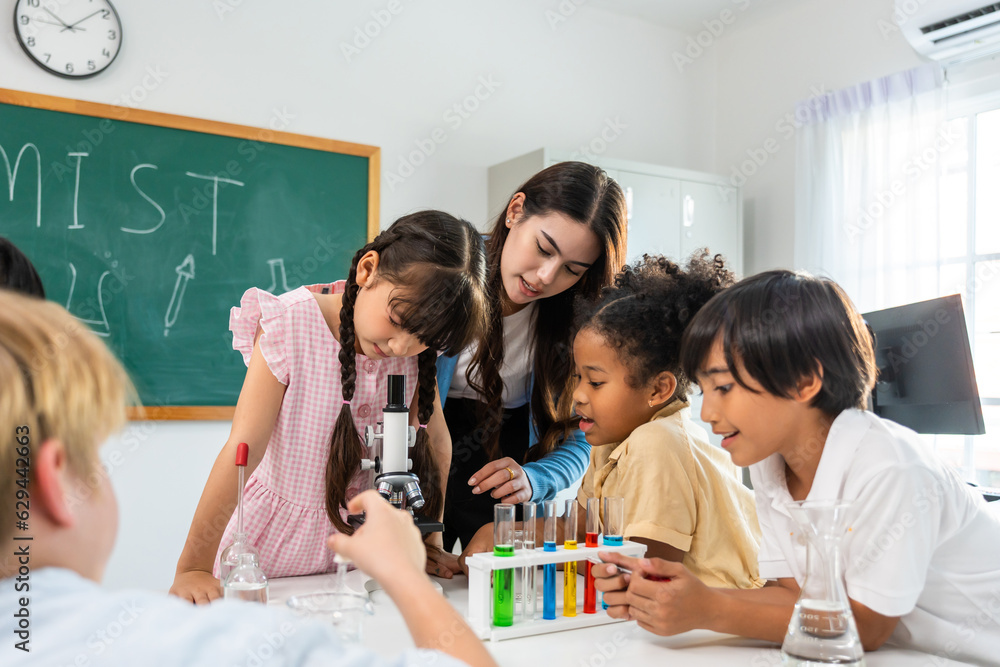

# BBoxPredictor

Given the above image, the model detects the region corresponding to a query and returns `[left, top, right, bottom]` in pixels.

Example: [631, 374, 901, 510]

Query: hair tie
[342, 399, 351, 406]
[418, 424, 428, 429]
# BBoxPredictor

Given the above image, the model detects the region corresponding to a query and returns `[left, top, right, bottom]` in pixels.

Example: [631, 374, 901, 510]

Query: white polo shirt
[750, 409, 1000, 665]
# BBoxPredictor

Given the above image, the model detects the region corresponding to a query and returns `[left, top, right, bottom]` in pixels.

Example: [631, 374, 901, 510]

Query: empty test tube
[584, 497, 599, 614]
[543, 500, 557, 620]
[563, 500, 578, 617]
[493, 504, 515, 627]
[521, 501, 537, 620]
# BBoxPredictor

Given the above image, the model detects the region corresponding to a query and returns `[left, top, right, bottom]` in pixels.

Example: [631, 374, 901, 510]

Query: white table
[269, 572, 975, 666]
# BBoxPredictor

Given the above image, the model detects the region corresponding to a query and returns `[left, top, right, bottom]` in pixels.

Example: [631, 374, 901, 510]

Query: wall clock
[14, 0, 123, 79]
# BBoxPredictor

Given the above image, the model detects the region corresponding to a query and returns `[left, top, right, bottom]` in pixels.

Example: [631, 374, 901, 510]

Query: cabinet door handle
[683, 195, 695, 228]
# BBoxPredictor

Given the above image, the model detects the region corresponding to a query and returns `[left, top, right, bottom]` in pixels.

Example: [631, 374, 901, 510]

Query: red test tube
[584, 497, 599, 613]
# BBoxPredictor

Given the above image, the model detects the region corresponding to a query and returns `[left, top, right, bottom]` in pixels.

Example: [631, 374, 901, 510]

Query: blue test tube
[602, 496, 624, 610]
[542, 499, 557, 620]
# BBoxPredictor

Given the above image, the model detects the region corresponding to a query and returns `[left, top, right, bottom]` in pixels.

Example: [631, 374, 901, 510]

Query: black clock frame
[13, 0, 123, 80]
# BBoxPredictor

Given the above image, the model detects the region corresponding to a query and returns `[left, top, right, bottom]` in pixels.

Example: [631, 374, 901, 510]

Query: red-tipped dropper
[235, 443, 248, 535]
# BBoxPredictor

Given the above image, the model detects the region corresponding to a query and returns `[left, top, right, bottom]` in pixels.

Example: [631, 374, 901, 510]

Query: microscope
[355, 374, 443, 535]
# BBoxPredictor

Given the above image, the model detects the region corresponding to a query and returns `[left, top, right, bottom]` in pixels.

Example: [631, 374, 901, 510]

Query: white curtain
[794, 64, 949, 313]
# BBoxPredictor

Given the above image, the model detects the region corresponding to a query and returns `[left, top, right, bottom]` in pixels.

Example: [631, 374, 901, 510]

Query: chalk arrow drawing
[265, 258, 292, 293]
[164, 254, 195, 337]
[66, 263, 111, 337]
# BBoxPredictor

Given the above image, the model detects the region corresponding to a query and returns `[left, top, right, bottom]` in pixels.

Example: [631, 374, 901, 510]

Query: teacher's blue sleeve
[522, 424, 591, 502]
[435, 353, 458, 408]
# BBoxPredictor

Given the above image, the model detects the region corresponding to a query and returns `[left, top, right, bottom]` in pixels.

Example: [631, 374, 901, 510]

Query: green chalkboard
[0, 89, 379, 419]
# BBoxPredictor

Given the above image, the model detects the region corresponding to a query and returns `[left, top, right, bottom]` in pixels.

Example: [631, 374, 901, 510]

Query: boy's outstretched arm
[596, 553, 899, 649]
[330, 491, 497, 667]
[595, 553, 796, 641]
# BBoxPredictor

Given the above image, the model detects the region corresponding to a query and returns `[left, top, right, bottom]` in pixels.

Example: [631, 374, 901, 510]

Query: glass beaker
[223, 552, 269, 604]
[287, 592, 374, 643]
[781, 500, 865, 667]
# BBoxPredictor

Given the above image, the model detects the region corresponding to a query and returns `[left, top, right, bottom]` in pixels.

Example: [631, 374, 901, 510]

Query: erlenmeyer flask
[223, 552, 269, 604]
[781, 500, 865, 667]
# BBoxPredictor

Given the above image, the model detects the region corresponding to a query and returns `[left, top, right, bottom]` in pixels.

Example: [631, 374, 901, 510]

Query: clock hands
[35, 18, 86, 30]
[63, 10, 104, 31]
[42, 7, 83, 32]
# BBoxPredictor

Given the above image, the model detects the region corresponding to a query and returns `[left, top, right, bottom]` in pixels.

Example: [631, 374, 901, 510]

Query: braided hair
[325, 211, 489, 533]
[574, 251, 736, 400]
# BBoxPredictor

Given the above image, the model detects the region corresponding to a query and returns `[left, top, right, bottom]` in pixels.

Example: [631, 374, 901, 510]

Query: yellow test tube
[563, 499, 577, 617]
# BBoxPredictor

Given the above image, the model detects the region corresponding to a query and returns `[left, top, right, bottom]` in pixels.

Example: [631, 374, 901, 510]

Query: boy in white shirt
[0, 290, 495, 667]
[593, 270, 1000, 665]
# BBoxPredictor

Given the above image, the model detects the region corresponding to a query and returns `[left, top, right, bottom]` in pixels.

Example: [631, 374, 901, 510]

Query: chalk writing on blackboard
[120, 164, 166, 235]
[66, 263, 111, 337]
[183, 172, 245, 255]
[1, 143, 41, 228]
[164, 254, 195, 337]
[67, 153, 88, 230]
[266, 258, 292, 294]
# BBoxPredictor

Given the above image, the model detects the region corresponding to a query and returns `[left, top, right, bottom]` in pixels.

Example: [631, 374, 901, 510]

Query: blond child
[0, 290, 495, 667]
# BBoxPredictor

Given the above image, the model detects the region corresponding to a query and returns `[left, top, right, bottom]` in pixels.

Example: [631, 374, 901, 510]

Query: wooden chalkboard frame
[0, 88, 380, 422]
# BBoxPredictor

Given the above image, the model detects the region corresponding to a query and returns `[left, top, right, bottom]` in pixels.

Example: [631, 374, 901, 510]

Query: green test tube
[493, 503, 515, 627]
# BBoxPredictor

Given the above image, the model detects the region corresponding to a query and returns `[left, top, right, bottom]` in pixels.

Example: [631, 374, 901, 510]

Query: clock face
[14, 0, 123, 79]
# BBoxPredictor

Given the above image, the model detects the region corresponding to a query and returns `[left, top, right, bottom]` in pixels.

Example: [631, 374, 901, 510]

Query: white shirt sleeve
[843, 464, 942, 617]
[750, 466, 794, 580]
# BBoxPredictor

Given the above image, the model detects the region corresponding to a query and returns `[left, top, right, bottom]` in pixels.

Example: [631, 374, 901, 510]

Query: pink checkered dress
[213, 281, 419, 579]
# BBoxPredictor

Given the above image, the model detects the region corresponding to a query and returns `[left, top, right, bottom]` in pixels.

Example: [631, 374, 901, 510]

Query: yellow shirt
[577, 401, 764, 589]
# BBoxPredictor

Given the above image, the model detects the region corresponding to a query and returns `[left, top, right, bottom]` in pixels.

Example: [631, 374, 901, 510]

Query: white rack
[466, 541, 646, 641]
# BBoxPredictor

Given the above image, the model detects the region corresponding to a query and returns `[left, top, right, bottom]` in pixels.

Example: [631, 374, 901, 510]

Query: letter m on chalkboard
[1, 143, 42, 228]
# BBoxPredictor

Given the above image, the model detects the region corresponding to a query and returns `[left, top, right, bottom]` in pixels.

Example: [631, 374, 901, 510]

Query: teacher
[437, 161, 628, 551]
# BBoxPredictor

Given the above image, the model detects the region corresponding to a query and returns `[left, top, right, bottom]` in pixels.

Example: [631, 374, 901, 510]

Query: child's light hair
[0, 290, 135, 543]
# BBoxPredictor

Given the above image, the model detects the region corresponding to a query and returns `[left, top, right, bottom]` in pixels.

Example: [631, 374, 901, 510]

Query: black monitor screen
[863, 295, 985, 435]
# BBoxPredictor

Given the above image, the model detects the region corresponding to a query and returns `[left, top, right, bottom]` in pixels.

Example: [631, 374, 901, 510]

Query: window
[795, 65, 1000, 488]
[928, 106, 1000, 486]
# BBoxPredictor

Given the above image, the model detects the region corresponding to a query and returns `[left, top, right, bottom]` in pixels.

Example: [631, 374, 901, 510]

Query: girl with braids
[436, 162, 628, 552]
[460, 252, 762, 590]
[170, 212, 488, 603]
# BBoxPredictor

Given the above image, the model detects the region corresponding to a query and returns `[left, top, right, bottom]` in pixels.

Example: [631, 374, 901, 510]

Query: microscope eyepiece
[386, 375, 406, 410]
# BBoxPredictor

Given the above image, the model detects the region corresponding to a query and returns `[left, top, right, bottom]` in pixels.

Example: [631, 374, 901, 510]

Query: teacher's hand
[468, 457, 532, 504]
[425, 543, 463, 579]
[456, 522, 495, 576]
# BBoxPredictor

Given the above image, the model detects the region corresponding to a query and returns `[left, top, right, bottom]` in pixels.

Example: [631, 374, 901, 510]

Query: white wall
[1, 1, 717, 590]
[713, 0, 925, 274]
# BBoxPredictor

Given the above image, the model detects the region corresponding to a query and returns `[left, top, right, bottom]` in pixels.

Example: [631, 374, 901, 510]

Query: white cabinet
[487, 149, 743, 276]
[679, 180, 741, 270]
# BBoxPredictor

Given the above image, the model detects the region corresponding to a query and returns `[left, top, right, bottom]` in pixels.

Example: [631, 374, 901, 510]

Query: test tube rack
[466, 540, 646, 641]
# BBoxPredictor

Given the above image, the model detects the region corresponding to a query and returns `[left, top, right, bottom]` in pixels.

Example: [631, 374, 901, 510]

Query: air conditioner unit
[898, 1, 1000, 64]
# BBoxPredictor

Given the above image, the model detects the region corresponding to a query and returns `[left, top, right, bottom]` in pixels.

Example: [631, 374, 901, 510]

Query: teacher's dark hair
[469, 161, 628, 462]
